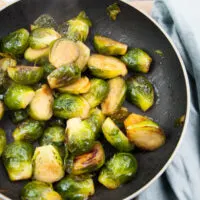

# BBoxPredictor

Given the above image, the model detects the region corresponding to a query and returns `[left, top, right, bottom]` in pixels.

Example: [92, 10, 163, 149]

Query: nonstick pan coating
[0, 0, 189, 199]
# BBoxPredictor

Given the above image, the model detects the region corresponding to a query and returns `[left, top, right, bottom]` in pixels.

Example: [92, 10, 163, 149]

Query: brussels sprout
[7, 66, 44, 85]
[49, 38, 79, 68]
[12, 119, 44, 142]
[29, 28, 61, 49]
[107, 2, 121, 21]
[31, 14, 57, 30]
[4, 84, 35, 110]
[98, 153, 137, 189]
[65, 11, 92, 42]
[85, 108, 105, 139]
[53, 93, 90, 119]
[102, 118, 134, 152]
[75, 41, 90, 71]
[24, 47, 49, 64]
[0, 57, 16, 71]
[32, 145, 65, 183]
[29, 84, 53, 121]
[2, 141, 33, 181]
[66, 142, 105, 175]
[126, 75, 154, 111]
[48, 117, 65, 128]
[0, 100, 5, 120]
[55, 175, 95, 200]
[0, 128, 6, 156]
[121, 48, 152, 73]
[1, 28, 29, 56]
[101, 77, 127, 115]
[58, 76, 91, 94]
[94, 35, 127, 56]
[66, 117, 96, 155]
[82, 78, 109, 108]
[21, 181, 62, 200]
[11, 109, 28, 124]
[124, 113, 166, 151]
[43, 63, 56, 78]
[47, 64, 81, 89]
[88, 54, 127, 79]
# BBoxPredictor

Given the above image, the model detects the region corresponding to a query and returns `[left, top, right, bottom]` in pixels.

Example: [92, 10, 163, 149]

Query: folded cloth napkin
[138, 0, 200, 200]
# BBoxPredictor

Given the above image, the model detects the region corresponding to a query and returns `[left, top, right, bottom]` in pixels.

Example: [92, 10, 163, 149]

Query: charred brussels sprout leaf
[12, 119, 44, 142]
[101, 77, 127, 115]
[55, 175, 95, 200]
[29, 84, 54, 121]
[58, 76, 91, 94]
[102, 118, 134, 152]
[121, 48, 152, 73]
[32, 145, 65, 183]
[1, 28, 29, 56]
[0, 69, 11, 93]
[29, 28, 61, 49]
[124, 113, 165, 151]
[88, 54, 127, 79]
[47, 64, 81, 89]
[11, 109, 28, 124]
[98, 153, 137, 189]
[126, 75, 154, 111]
[82, 78, 109, 108]
[0, 128, 6, 156]
[53, 93, 90, 119]
[4, 84, 35, 110]
[2, 141, 33, 181]
[0, 57, 17, 71]
[66, 142, 105, 175]
[21, 181, 62, 200]
[7, 66, 44, 85]
[49, 38, 79, 68]
[0, 100, 5, 120]
[94, 35, 127, 56]
[107, 3, 121, 21]
[48, 117, 65, 128]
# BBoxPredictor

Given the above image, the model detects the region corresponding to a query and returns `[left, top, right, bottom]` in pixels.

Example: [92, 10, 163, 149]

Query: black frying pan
[0, 0, 189, 199]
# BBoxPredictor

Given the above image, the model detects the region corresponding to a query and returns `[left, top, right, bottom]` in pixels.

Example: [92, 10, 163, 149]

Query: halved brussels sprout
[85, 108, 105, 139]
[49, 38, 79, 68]
[32, 145, 65, 183]
[94, 35, 127, 56]
[21, 181, 62, 200]
[1, 28, 29, 56]
[88, 54, 127, 79]
[0, 100, 5, 120]
[2, 141, 33, 181]
[55, 175, 95, 200]
[65, 11, 92, 42]
[82, 78, 109, 108]
[43, 63, 56, 78]
[107, 2, 121, 21]
[66, 142, 105, 175]
[53, 93, 90, 119]
[126, 75, 154, 111]
[98, 153, 137, 189]
[47, 64, 81, 89]
[102, 118, 134, 152]
[12, 119, 44, 142]
[29, 28, 61, 49]
[0, 128, 6, 156]
[124, 113, 166, 151]
[29, 84, 53, 121]
[121, 48, 152, 73]
[24, 47, 49, 64]
[101, 77, 127, 115]
[7, 66, 44, 85]
[10, 109, 28, 124]
[4, 84, 35, 110]
[0, 57, 17, 71]
[58, 76, 90, 94]
[66, 117, 96, 155]
[75, 41, 90, 71]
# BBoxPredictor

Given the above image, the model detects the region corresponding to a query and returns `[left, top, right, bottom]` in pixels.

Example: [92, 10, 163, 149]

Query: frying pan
[0, 0, 190, 199]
